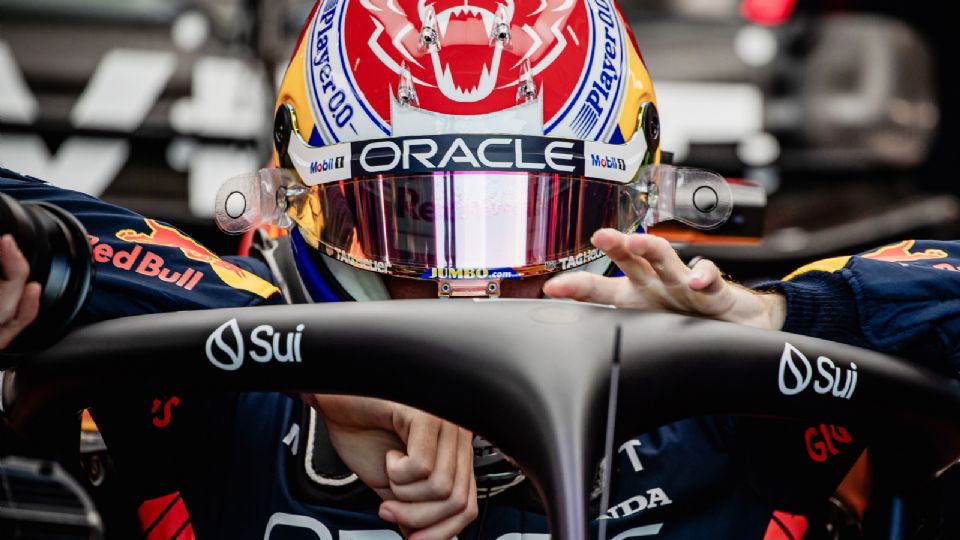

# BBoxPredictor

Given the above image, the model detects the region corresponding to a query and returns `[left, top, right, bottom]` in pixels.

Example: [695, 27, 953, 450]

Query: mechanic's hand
[0, 235, 41, 349]
[303, 394, 477, 540]
[543, 229, 786, 330]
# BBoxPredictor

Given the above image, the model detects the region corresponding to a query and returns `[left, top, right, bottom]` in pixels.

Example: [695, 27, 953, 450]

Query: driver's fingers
[590, 229, 655, 284]
[0, 282, 40, 349]
[688, 257, 724, 294]
[624, 234, 689, 286]
[387, 419, 459, 500]
[388, 409, 442, 484]
[0, 235, 31, 323]
[381, 428, 477, 538]
[543, 272, 628, 306]
[406, 477, 478, 540]
[396, 476, 477, 540]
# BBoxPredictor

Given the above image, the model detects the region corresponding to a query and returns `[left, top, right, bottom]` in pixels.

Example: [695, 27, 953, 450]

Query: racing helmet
[216, 0, 733, 301]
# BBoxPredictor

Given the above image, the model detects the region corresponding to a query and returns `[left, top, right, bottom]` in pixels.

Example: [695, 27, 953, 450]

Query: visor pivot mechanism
[273, 105, 294, 158]
[438, 280, 501, 298]
[639, 102, 661, 154]
[633, 165, 733, 230]
[214, 168, 304, 234]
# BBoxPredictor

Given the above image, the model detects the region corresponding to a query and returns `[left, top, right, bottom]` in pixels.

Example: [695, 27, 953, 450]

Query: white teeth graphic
[480, 11, 494, 36]
[430, 41, 503, 102]
[443, 61, 453, 85]
[437, 11, 451, 37]
[435, 5, 494, 40]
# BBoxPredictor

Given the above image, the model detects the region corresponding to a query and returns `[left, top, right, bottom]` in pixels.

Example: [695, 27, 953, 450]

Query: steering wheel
[7, 300, 960, 540]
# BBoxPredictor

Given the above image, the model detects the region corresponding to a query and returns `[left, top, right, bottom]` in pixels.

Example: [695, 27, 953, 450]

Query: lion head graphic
[343, 0, 588, 120]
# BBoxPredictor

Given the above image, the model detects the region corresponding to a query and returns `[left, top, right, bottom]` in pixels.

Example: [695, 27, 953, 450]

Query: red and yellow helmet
[277, 0, 659, 149]
[217, 0, 731, 300]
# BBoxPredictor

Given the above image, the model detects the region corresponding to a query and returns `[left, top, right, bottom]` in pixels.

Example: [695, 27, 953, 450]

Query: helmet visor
[292, 172, 630, 279]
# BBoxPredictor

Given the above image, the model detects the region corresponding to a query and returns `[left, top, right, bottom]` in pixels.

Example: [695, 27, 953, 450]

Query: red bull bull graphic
[115, 219, 280, 299]
[861, 240, 948, 264]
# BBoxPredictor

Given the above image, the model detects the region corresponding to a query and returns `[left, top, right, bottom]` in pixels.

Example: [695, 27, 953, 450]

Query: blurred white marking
[735, 25, 779, 68]
[282, 424, 300, 456]
[610, 524, 664, 538]
[171, 57, 268, 138]
[0, 41, 39, 124]
[737, 131, 781, 166]
[172, 10, 210, 52]
[166, 137, 199, 173]
[654, 82, 763, 161]
[0, 135, 128, 196]
[71, 49, 176, 131]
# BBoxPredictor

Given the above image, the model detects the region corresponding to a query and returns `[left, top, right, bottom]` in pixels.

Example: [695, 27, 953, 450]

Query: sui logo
[777, 342, 858, 400]
[206, 319, 306, 371]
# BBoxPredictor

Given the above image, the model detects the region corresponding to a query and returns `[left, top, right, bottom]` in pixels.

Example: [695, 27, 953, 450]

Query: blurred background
[0, 0, 955, 280]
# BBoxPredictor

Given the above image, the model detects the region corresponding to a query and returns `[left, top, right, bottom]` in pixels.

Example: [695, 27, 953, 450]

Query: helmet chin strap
[437, 279, 502, 298]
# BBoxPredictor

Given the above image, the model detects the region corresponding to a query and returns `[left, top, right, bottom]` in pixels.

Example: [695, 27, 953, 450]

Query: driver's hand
[0, 235, 41, 349]
[303, 394, 477, 540]
[543, 229, 786, 330]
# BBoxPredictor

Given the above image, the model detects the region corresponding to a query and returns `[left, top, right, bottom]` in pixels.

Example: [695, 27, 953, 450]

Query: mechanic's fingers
[0, 281, 41, 350]
[688, 258, 725, 294]
[0, 235, 31, 323]
[388, 408, 442, 484]
[624, 234, 689, 286]
[543, 272, 629, 306]
[590, 229, 654, 284]
[387, 420, 459, 500]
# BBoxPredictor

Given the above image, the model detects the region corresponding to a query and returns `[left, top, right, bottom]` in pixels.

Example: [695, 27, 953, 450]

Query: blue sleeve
[0, 168, 283, 326]
[736, 240, 960, 510]
[2, 168, 286, 503]
[757, 240, 960, 375]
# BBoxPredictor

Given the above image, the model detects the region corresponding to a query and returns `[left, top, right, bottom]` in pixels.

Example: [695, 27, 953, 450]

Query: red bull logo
[89, 234, 204, 291]
[861, 240, 948, 264]
[114, 219, 279, 299]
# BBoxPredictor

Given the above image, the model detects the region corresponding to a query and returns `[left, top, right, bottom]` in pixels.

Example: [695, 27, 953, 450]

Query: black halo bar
[10, 300, 960, 540]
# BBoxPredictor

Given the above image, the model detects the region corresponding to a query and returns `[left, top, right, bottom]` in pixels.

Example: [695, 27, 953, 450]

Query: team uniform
[6, 165, 960, 539]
